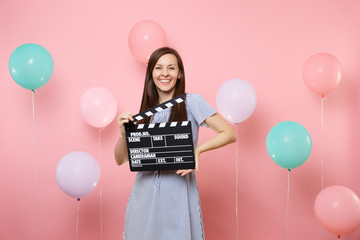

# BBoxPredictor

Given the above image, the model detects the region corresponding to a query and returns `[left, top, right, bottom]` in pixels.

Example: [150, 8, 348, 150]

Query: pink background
[1, 0, 360, 239]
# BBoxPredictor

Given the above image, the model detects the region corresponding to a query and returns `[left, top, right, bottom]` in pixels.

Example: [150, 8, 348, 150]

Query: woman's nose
[161, 69, 169, 76]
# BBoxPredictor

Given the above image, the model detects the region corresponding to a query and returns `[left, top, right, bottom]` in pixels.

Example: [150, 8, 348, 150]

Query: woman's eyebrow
[155, 63, 176, 67]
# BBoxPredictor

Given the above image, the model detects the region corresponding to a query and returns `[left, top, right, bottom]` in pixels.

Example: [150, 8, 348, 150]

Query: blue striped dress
[123, 93, 216, 240]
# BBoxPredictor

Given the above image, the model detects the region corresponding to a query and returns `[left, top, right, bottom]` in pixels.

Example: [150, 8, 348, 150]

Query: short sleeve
[186, 93, 216, 127]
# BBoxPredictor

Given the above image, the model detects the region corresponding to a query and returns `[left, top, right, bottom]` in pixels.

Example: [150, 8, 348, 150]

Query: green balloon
[266, 121, 312, 170]
[9, 43, 54, 90]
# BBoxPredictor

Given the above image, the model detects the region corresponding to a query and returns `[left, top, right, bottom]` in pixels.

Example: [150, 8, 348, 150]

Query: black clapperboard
[124, 95, 195, 171]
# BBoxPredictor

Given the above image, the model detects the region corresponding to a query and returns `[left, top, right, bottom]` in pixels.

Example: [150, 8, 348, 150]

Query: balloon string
[321, 97, 324, 190]
[76, 198, 80, 240]
[229, 121, 239, 240]
[32, 90, 39, 240]
[235, 123, 239, 240]
[226, 121, 240, 240]
[287, 169, 290, 240]
[320, 96, 325, 240]
[32, 90, 38, 186]
[99, 128, 104, 240]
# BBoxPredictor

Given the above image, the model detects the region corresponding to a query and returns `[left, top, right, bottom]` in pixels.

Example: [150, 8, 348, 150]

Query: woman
[115, 47, 236, 240]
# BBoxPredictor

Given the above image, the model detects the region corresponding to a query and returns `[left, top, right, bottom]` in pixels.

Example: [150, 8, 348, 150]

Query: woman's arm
[114, 112, 134, 166]
[176, 113, 237, 176]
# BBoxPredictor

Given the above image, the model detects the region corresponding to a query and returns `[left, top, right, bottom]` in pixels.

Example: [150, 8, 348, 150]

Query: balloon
[56, 151, 100, 199]
[9, 43, 54, 90]
[128, 20, 166, 64]
[266, 121, 312, 170]
[80, 87, 118, 128]
[303, 53, 342, 97]
[216, 79, 257, 123]
[314, 185, 360, 236]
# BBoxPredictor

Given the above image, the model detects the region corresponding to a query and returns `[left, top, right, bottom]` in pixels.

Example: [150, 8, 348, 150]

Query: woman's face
[152, 53, 181, 98]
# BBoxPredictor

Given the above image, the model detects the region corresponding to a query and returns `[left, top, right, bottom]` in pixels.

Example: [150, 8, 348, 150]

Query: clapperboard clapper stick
[124, 95, 195, 171]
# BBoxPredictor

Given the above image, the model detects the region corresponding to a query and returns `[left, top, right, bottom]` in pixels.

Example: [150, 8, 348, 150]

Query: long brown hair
[138, 47, 187, 123]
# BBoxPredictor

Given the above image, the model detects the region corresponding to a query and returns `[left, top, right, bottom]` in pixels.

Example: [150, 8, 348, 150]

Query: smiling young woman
[114, 47, 236, 240]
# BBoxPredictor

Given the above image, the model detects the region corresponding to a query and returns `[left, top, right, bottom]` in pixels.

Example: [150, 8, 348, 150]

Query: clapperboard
[124, 95, 195, 171]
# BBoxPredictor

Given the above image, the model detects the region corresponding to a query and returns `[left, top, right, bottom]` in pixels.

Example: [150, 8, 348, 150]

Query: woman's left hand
[176, 147, 200, 177]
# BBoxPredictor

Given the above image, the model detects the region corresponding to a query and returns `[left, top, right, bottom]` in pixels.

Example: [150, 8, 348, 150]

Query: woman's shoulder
[185, 93, 212, 108]
[185, 93, 203, 102]
[185, 93, 217, 125]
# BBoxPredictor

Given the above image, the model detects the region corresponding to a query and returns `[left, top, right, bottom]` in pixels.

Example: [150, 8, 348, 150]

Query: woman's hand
[176, 146, 200, 177]
[176, 113, 237, 176]
[117, 112, 134, 136]
[114, 112, 134, 166]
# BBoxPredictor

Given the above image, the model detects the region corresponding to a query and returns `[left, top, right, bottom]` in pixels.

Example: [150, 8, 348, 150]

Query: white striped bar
[130, 95, 185, 123]
[132, 121, 190, 130]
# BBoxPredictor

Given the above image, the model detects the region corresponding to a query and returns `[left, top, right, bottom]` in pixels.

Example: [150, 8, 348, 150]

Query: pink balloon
[314, 185, 360, 236]
[56, 151, 100, 199]
[216, 79, 257, 123]
[128, 20, 166, 64]
[80, 87, 117, 128]
[303, 53, 342, 97]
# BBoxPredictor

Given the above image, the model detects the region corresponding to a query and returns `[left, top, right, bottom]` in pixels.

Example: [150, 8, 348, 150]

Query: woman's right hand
[117, 112, 134, 136]
[115, 112, 134, 165]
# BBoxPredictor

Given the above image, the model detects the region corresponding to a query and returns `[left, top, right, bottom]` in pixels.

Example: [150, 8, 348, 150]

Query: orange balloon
[128, 20, 167, 64]
[314, 185, 360, 236]
[303, 53, 342, 97]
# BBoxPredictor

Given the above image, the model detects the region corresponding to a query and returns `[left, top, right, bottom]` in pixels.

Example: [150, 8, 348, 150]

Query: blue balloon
[9, 43, 54, 90]
[266, 121, 312, 170]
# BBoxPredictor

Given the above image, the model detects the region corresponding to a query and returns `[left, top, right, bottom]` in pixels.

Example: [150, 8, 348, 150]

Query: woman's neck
[157, 91, 174, 104]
